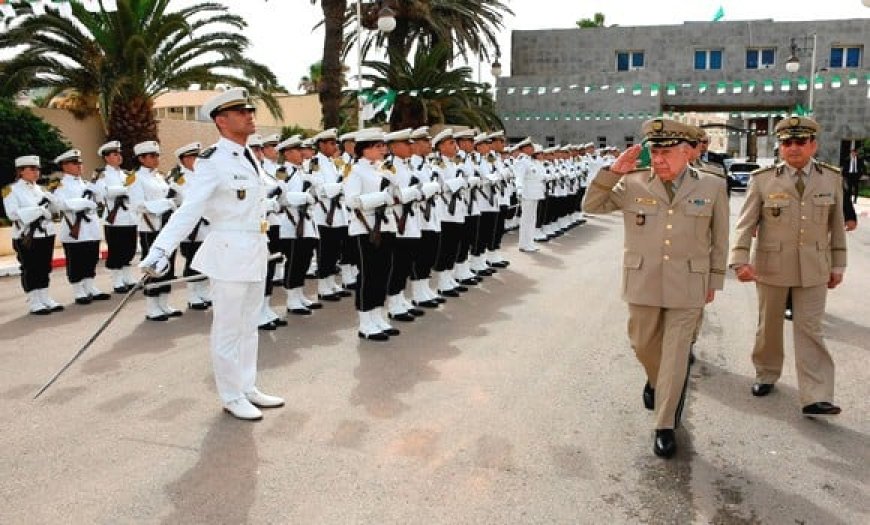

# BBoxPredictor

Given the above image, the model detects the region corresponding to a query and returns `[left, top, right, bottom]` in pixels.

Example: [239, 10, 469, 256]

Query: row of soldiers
[3, 126, 617, 333]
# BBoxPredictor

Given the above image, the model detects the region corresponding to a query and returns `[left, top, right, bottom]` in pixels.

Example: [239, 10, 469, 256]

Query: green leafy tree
[0, 0, 282, 166]
[576, 12, 607, 28]
[0, 98, 69, 218]
[362, 44, 501, 130]
[311, 0, 348, 129]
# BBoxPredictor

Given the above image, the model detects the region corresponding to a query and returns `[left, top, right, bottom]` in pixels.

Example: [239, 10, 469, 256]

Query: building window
[546, 135, 556, 147]
[624, 136, 635, 147]
[616, 51, 644, 71]
[597, 136, 607, 147]
[695, 49, 723, 70]
[830, 46, 862, 68]
[746, 48, 775, 69]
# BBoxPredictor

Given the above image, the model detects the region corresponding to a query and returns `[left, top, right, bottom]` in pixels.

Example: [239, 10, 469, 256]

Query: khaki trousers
[753, 283, 835, 405]
[628, 304, 701, 429]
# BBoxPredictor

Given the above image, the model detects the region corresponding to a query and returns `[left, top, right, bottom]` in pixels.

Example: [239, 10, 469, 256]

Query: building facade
[497, 19, 869, 164]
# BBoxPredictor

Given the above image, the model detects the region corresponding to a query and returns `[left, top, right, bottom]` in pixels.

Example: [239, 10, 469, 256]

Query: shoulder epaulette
[751, 165, 776, 177]
[698, 167, 726, 179]
[310, 157, 320, 172]
[342, 163, 352, 179]
[125, 172, 136, 186]
[334, 158, 345, 169]
[92, 167, 106, 180]
[816, 160, 841, 174]
[1, 184, 11, 199]
[198, 146, 217, 159]
[49, 180, 62, 191]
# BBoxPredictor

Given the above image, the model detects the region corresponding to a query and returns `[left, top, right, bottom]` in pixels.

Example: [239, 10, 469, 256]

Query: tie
[663, 180, 675, 202]
[795, 170, 805, 197]
[850, 157, 857, 173]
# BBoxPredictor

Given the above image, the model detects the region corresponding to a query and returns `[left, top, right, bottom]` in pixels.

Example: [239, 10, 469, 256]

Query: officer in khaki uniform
[729, 116, 847, 417]
[583, 118, 729, 458]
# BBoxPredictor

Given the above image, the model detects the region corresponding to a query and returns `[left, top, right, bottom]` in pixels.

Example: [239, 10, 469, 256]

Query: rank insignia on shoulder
[176, 176, 186, 186]
[125, 173, 136, 186]
[1, 185, 11, 198]
[198, 146, 217, 159]
[342, 164, 352, 178]
[92, 167, 105, 180]
[334, 158, 345, 169]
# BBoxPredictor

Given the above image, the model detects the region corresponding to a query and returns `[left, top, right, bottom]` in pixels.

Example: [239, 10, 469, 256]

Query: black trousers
[491, 206, 508, 250]
[317, 225, 345, 278]
[434, 221, 463, 271]
[179, 241, 203, 277]
[282, 237, 316, 289]
[476, 211, 498, 256]
[63, 240, 100, 284]
[104, 225, 137, 270]
[139, 231, 176, 297]
[263, 225, 280, 296]
[536, 200, 547, 229]
[354, 232, 394, 312]
[411, 230, 439, 280]
[846, 174, 861, 203]
[388, 236, 420, 296]
[338, 225, 357, 267]
[14, 235, 54, 292]
[456, 215, 479, 263]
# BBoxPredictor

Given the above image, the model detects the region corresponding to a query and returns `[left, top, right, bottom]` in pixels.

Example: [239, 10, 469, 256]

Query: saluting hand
[609, 144, 643, 175]
[735, 264, 756, 282]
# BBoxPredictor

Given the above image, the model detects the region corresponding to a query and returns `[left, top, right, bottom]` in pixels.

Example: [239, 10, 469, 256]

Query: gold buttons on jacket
[666, 224, 673, 229]
[664, 239, 671, 245]
[663, 255, 670, 261]
[667, 209, 674, 215]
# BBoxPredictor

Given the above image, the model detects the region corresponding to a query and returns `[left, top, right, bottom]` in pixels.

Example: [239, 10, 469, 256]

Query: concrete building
[153, 90, 323, 131]
[497, 19, 869, 164]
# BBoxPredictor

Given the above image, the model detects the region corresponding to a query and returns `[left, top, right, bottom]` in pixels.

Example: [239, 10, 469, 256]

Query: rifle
[106, 195, 128, 225]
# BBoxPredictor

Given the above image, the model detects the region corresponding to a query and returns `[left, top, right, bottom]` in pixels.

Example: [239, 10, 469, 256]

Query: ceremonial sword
[33, 253, 286, 400]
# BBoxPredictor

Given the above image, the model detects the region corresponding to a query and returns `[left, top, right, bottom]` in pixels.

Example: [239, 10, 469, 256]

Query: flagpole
[356, 0, 364, 130]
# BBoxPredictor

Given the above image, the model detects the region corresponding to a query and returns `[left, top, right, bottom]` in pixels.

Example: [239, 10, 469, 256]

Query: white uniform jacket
[386, 155, 422, 239]
[309, 152, 349, 227]
[53, 174, 102, 243]
[430, 153, 467, 223]
[152, 138, 269, 282]
[3, 179, 57, 239]
[514, 154, 545, 201]
[277, 163, 319, 239]
[93, 165, 137, 226]
[344, 159, 398, 237]
[128, 167, 174, 233]
[170, 166, 210, 243]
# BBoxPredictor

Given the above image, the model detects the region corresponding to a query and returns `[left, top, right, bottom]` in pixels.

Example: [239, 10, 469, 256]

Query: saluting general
[583, 118, 729, 459]
[139, 87, 284, 421]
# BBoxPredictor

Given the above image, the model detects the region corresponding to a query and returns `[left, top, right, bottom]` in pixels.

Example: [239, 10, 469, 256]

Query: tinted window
[632, 52, 644, 68]
[617, 52, 629, 71]
[761, 48, 775, 65]
[846, 47, 861, 67]
[729, 163, 759, 173]
[695, 50, 706, 70]
[746, 50, 758, 69]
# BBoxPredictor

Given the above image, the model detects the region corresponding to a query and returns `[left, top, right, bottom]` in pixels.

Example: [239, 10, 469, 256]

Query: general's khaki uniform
[729, 161, 847, 405]
[584, 165, 729, 428]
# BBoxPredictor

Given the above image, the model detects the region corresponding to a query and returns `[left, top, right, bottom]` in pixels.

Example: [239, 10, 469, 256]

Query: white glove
[106, 186, 128, 198]
[420, 181, 441, 199]
[321, 182, 343, 199]
[17, 206, 45, 224]
[139, 247, 170, 278]
[397, 187, 421, 204]
[143, 198, 174, 215]
[264, 197, 280, 213]
[66, 197, 96, 212]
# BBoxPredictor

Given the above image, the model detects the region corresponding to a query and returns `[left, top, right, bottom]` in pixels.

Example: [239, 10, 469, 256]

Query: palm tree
[0, 0, 282, 166]
[362, 44, 501, 130]
[312, 0, 347, 129]
[349, 0, 511, 67]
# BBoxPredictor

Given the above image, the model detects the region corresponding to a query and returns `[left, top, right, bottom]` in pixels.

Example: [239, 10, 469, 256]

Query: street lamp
[356, 1, 396, 129]
[490, 54, 502, 103]
[784, 35, 817, 113]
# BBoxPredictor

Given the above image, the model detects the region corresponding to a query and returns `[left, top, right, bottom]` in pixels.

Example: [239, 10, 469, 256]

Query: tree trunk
[107, 95, 159, 170]
[320, 0, 347, 130]
[389, 93, 424, 130]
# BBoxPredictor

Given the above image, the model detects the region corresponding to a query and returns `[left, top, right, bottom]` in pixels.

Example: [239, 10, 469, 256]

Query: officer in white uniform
[337, 131, 360, 289]
[93, 141, 138, 293]
[513, 139, 545, 252]
[170, 141, 212, 311]
[429, 129, 468, 296]
[128, 141, 181, 320]
[52, 149, 111, 304]
[140, 88, 284, 421]
[407, 126, 443, 308]
[3, 155, 64, 314]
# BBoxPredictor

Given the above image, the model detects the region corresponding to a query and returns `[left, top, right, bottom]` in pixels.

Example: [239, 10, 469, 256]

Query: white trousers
[519, 198, 539, 249]
[209, 279, 261, 403]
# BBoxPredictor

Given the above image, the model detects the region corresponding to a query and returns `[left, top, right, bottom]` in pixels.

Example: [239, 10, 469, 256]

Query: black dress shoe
[288, 308, 312, 316]
[382, 327, 400, 336]
[273, 318, 288, 327]
[337, 289, 352, 297]
[490, 261, 508, 268]
[388, 312, 415, 322]
[653, 429, 677, 459]
[307, 302, 323, 310]
[318, 293, 341, 302]
[30, 308, 51, 316]
[146, 314, 168, 321]
[802, 402, 841, 417]
[458, 278, 478, 286]
[439, 289, 460, 298]
[408, 308, 425, 317]
[413, 299, 439, 308]
[188, 302, 209, 311]
[454, 285, 469, 292]
[358, 331, 389, 341]
[166, 309, 183, 318]
[90, 292, 111, 301]
[114, 286, 130, 294]
[258, 321, 277, 331]
[75, 297, 92, 305]
[751, 383, 774, 397]
[643, 382, 655, 411]
[434, 296, 446, 303]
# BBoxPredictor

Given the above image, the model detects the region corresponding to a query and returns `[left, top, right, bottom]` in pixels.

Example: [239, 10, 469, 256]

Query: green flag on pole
[712, 5, 725, 22]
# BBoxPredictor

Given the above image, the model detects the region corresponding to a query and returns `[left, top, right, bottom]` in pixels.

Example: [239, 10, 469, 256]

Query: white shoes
[157, 294, 182, 317]
[245, 388, 285, 408]
[27, 290, 51, 315]
[223, 398, 263, 420]
[145, 295, 168, 321]
[36, 288, 64, 312]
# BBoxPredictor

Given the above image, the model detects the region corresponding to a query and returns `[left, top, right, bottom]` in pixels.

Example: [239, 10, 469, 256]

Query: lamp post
[357, 1, 396, 129]
[785, 34, 818, 114]
[490, 54, 502, 102]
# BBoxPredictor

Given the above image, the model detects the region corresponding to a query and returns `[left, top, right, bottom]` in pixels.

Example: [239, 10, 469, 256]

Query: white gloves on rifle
[139, 247, 170, 278]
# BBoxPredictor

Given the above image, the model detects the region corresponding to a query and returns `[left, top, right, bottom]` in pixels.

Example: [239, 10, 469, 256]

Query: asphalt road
[1, 195, 868, 524]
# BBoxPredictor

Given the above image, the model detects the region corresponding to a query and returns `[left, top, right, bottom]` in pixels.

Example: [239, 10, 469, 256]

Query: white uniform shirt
[3, 179, 57, 239]
[429, 153, 466, 223]
[95, 165, 137, 227]
[170, 166, 210, 242]
[53, 174, 102, 243]
[278, 162, 319, 239]
[152, 138, 269, 282]
[387, 155, 422, 239]
[514, 154, 545, 201]
[411, 154, 440, 233]
[128, 166, 173, 233]
[309, 152, 348, 227]
[475, 152, 499, 213]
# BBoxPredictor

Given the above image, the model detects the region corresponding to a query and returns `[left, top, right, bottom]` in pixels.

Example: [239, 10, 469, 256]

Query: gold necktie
[795, 170, 805, 197]
[663, 180, 675, 202]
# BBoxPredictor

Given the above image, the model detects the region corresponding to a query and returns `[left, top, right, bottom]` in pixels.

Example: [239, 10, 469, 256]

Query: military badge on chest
[237, 188, 246, 200]
[636, 212, 646, 226]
